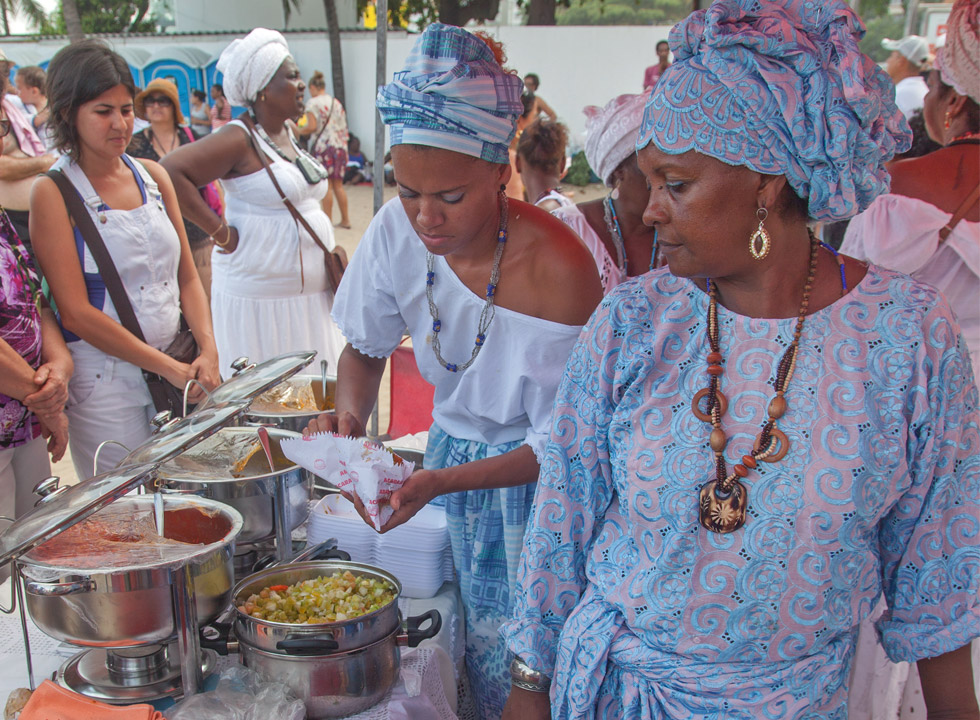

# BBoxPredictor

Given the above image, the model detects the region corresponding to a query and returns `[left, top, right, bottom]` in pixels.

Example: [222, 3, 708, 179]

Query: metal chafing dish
[245, 371, 337, 433]
[0, 401, 250, 704]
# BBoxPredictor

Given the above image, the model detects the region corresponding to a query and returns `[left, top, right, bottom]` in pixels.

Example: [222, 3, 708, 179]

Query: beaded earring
[945, 108, 952, 129]
[749, 207, 771, 260]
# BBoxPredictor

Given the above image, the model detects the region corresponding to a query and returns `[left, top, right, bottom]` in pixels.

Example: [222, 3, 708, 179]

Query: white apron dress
[55, 155, 180, 479]
[211, 119, 346, 375]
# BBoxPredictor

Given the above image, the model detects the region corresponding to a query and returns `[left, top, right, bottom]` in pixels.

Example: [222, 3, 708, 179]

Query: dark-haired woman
[29, 40, 219, 479]
[209, 84, 231, 131]
[163, 29, 345, 375]
[516, 118, 573, 212]
[189, 89, 211, 137]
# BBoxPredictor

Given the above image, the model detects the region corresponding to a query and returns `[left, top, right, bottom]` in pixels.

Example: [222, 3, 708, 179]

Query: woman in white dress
[163, 29, 345, 374]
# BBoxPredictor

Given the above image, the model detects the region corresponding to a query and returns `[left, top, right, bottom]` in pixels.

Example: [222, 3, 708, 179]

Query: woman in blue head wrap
[305, 24, 602, 718]
[501, 1, 980, 718]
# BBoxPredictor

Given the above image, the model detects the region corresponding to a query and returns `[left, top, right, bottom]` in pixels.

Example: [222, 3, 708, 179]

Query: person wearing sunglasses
[163, 29, 345, 376]
[0, 102, 72, 534]
[128, 78, 217, 297]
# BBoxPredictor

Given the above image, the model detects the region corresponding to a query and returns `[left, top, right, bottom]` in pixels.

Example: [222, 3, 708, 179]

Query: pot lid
[121, 401, 250, 468]
[0, 462, 157, 565]
[201, 351, 317, 409]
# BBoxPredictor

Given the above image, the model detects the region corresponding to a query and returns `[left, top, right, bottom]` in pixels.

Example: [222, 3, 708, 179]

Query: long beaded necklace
[426, 191, 508, 373]
[250, 117, 329, 182]
[696, 235, 819, 534]
[603, 194, 659, 274]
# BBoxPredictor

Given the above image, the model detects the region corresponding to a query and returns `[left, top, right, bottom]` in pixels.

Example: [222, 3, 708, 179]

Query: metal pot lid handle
[276, 636, 341, 655]
[403, 609, 442, 648]
[251, 540, 350, 573]
[200, 351, 317, 410]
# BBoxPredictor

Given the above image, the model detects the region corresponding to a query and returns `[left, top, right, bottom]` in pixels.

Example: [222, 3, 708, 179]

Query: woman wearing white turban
[552, 92, 663, 294]
[163, 28, 345, 375]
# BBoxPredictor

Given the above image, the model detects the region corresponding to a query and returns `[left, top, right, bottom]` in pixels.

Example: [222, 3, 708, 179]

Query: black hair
[933, 70, 980, 132]
[520, 89, 535, 119]
[46, 39, 136, 159]
[656, 40, 669, 51]
[192, 89, 206, 102]
[211, 83, 225, 96]
[524, 73, 540, 90]
[16, 65, 45, 91]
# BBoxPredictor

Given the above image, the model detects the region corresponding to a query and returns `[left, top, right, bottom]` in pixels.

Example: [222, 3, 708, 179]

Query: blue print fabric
[501, 266, 980, 719]
[426, 423, 535, 719]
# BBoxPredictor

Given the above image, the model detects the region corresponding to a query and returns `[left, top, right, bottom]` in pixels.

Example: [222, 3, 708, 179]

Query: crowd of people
[0, 0, 977, 718]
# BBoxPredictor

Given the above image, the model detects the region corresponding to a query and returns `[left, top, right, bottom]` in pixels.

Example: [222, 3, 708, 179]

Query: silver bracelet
[510, 656, 551, 693]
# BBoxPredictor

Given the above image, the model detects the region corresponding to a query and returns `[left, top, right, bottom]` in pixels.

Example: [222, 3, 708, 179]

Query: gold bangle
[206, 217, 225, 238]
[214, 224, 231, 248]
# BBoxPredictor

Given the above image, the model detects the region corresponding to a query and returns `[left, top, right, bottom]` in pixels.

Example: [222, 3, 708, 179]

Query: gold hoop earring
[944, 109, 952, 129]
[749, 207, 771, 260]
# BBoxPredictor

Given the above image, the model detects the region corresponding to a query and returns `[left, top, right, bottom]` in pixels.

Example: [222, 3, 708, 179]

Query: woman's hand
[38, 411, 69, 463]
[23, 362, 70, 416]
[188, 351, 221, 394]
[216, 225, 239, 254]
[303, 410, 365, 438]
[379, 469, 441, 532]
[501, 687, 552, 720]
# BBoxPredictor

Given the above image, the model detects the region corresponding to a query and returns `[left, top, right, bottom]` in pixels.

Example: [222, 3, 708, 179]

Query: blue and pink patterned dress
[0, 211, 41, 449]
[502, 266, 980, 719]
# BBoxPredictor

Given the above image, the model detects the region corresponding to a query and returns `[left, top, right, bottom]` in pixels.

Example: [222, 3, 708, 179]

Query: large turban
[637, 0, 911, 222]
[376, 23, 523, 164]
[935, 0, 980, 104]
[216, 28, 291, 107]
[584, 92, 650, 187]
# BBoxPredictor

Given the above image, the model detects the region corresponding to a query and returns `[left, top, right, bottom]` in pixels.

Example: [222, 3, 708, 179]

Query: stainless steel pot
[152, 427, 312, 546]
[232, 561, 402, 654]
[238, 614, 441, 719]
[18, 495, 242, 648]
[245, 373, 337, 433]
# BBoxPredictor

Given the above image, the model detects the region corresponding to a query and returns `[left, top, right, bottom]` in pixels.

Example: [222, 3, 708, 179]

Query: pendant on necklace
[698, 479, 747, 534]
[99, 214, 108, 224]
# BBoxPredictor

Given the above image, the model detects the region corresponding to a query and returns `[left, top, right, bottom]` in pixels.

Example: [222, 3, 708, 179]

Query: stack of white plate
[307, 495, 454, 598]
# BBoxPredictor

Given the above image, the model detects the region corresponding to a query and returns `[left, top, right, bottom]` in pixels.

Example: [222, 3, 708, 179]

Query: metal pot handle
[25, 579, 96, 596]
[402, 609, 442, 648]
[200, 622, 238, 656]
[252, 543, 351, 573]
[275, 635, 340, 655]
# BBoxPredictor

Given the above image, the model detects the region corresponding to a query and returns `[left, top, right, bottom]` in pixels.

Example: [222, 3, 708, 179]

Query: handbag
[242, 115, 348, 294]
[45, 169, 198, 417]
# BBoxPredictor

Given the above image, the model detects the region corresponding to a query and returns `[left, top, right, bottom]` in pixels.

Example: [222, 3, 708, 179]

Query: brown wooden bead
[768, 395, 787, 419]
[707, 352, 722, 364]
[709, 428, 727, 452]
[733, 464, 749, 478]
[707, 364, 723, 376]
[741, 454, 757, 468]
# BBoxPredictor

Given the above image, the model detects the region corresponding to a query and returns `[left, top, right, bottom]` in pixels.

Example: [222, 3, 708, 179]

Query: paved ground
[51, 181, 608, 486]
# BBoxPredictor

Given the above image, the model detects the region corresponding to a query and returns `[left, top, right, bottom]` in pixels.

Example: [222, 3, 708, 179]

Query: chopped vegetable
[239, 571, 396, 624]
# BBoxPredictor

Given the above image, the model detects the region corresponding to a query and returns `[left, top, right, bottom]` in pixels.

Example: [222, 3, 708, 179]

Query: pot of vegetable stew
[231, 560, 441, 719]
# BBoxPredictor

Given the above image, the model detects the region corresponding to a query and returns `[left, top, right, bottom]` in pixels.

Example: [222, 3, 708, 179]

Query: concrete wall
[5, 25, 671, 161]
[172, 0, 359, 34]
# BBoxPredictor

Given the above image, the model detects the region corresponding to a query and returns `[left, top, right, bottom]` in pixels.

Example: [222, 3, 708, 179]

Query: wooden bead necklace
[696, 235, 819, 534]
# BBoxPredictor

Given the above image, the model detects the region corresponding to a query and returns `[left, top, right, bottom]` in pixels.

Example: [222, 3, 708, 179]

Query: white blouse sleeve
[331, 206, 408, 359]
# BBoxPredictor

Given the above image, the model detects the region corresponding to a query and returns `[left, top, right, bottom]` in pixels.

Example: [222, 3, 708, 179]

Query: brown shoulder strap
[44, 169, 148, 344]
[939, 184, 980, 243]
[240, 115, 330, 254]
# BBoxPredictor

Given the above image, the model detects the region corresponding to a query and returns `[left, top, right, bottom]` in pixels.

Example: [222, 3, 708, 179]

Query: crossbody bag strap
[241, 115, 331, 254]
[307, 98, 333, 152]
[939, 183, 980, 243]
[44, 169, 148, 344]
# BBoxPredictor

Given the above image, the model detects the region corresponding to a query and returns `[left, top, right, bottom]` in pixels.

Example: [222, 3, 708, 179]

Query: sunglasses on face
[144, 95, 172, 106]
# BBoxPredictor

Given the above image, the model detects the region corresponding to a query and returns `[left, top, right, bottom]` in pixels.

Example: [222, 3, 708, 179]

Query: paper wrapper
[281, 433, 415, 531]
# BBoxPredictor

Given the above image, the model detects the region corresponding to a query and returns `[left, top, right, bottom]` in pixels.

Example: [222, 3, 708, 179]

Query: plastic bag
[164, 666, 304, 720]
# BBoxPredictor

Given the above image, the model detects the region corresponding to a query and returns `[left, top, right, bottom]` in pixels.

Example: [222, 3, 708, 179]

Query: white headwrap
[935, 0, 980, 104]
[216, 28, 291, 107]
[584, 92, 650, 186]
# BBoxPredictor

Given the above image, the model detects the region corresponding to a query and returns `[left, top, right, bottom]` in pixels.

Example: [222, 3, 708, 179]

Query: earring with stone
[749, 207, 771, 260]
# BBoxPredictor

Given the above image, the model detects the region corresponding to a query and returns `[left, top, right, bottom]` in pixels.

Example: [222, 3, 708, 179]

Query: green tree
[0, 0, 45, 35]
[282, 0, 347, 109]
[45, 0, 154, 35]
[555, 0, 688, 26]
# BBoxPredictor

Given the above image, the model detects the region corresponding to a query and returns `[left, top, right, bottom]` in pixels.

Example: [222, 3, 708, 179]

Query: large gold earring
[749, 207, 771, 260]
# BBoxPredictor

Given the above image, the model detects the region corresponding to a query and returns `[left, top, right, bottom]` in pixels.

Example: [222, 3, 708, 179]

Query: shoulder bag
[45, 169, 197, 417]
[939, 183, 980, 243]
[241, 115, 348, 294]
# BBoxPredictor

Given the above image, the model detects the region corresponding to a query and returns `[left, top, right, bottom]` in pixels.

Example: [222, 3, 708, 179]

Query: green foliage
[860, 13, 904, 63]
[0, 0, 46, 34]
[556, 0, 689, 26]
[564, 150, 599, 186]
[46, 0, 154, 34]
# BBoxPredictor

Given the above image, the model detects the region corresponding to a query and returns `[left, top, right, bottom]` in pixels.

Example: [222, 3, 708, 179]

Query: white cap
[882, 35, 931, 68]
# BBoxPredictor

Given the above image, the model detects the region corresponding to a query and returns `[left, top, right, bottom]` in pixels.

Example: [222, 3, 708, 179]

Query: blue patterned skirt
[425, 423, 536, 720]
